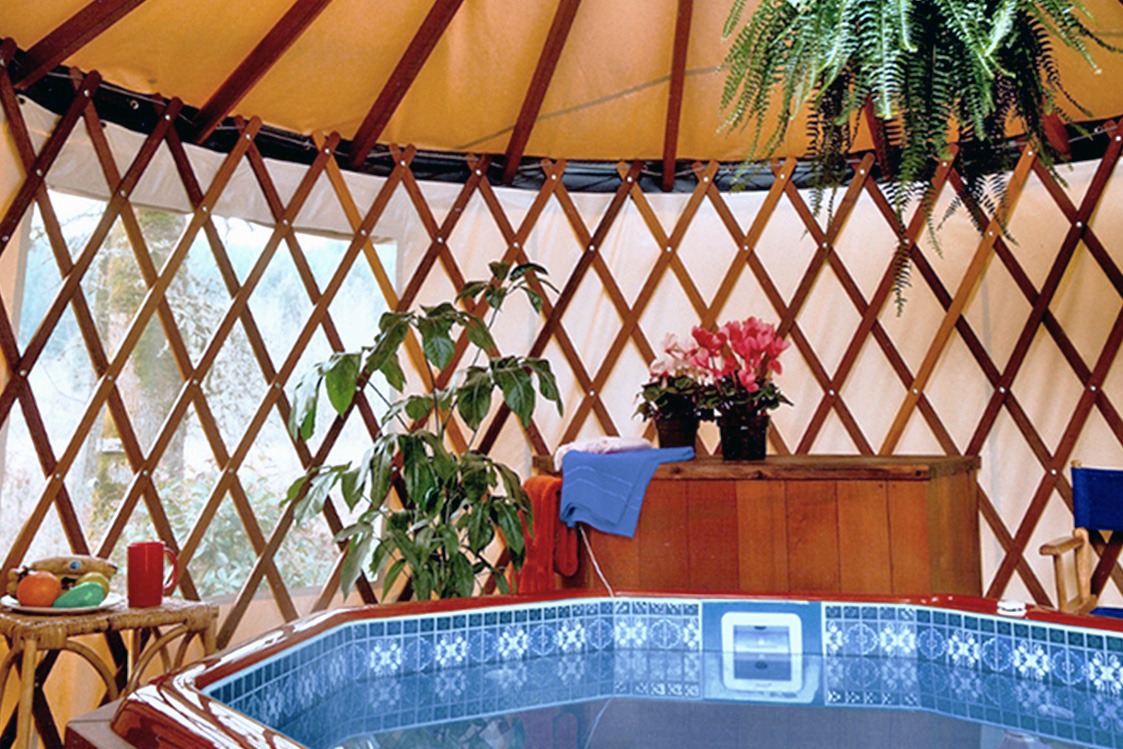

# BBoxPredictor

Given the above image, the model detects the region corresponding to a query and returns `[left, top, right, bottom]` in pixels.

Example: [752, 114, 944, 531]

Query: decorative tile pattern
[205, 598, 1123, 749]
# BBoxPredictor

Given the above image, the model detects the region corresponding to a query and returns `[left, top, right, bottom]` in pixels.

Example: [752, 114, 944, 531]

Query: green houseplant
[636, 333, 714, 447]
[721, 0, 1115, 303]
[286, 262, 562, 599]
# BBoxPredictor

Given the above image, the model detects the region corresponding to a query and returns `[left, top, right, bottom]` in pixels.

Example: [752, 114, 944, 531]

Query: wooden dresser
[555, 454, 981, 597]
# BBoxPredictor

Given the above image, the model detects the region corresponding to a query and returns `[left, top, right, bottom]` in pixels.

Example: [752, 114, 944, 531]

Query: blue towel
[560, 447, 694, 537]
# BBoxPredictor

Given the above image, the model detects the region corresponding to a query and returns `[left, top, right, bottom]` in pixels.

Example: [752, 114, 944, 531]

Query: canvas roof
[2, 0, 1123, 167]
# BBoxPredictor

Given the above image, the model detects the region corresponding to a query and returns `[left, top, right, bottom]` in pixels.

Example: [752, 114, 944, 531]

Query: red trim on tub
[109, 590, 1123, 748]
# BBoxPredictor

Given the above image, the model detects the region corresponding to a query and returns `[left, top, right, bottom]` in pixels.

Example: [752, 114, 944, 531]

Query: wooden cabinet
[560, 455, 981, 596]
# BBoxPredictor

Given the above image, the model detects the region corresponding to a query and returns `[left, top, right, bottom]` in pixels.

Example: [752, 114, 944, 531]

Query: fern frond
[720, 0, 1114, 271]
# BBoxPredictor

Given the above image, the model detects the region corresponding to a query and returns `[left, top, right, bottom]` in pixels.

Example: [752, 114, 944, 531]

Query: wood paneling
[785, 480, 840, 592]
[566, 456, 980, 597]
[735, 480, 788, 593]
[638, 478, 689, 590]
[837, 480, 891, 593]
[685, 479, 737, 591]
[887, 480, 932, 594]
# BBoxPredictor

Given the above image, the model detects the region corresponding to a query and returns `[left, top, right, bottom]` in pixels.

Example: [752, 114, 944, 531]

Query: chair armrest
[1039, 533, 1085, 556]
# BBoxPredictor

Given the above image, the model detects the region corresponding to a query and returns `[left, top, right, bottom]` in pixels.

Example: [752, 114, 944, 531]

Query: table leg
[15, 637, 37, 749]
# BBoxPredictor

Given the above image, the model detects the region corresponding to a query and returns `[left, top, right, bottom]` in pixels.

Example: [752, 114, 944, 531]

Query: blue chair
[1039, 464, 1123, 617]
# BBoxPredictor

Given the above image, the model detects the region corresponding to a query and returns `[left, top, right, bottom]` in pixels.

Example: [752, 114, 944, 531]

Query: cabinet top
[535, 454, 979, 481]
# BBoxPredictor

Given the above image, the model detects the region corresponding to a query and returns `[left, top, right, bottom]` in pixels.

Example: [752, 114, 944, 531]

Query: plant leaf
[380, 354, 406, 392]
[484, 286, 505, 309]
[368, 434, 397, 506]
[465, 315, 496, 351]
[455, 280, 489, 302]
[399, 434, 436, 505]
[493, 361, 534, 427]
[363, 312, 410, 375]
[510, 262, 546, 281]
[524, 289, 543, 314]
[382, 557, 408, 597]
[451, 553, 475, 597]
[456, 366, 493, 430]
[489, 261, 511, 281]
[293, 466, 338, 523]
[418, 317, 455, 369]
[525, 358, 563, 414]
[288, 369, 322, 440]
[404, 394, 434, 423]
[324, 353, 360, 416]
[284, 473, 308, 506]
[340, 531, 373, 595]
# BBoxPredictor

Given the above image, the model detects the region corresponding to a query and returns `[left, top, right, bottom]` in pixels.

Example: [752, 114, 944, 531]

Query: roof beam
[348, 0, 466, 168]
[661, 0, 693, 192]
[863, 99, 894, 179]
[191, 0, 334, 144]
[14, 0, 149, 90]
[501, 0, 583, 184]
[1042, 112, 1072, 159]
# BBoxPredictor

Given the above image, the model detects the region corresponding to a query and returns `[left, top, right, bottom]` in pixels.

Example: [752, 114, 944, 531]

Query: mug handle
[162, 546, 180, 595]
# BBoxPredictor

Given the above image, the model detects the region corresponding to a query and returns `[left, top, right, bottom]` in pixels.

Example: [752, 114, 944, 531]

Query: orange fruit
[16, 570, 62, 607]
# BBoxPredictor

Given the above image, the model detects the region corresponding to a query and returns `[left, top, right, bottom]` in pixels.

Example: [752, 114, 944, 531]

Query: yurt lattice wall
[3, 61, 1123, 648]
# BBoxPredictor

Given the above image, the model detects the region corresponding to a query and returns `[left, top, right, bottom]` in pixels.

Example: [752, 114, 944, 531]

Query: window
[0, 190, 394, 600]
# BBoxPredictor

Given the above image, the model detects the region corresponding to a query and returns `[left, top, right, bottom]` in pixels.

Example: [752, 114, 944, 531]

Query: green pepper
[52, 581, 107, 608]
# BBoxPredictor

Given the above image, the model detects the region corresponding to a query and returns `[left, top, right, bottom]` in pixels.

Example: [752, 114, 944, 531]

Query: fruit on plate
[16, 570, 62, 607]
[52, 581, 107, 608]
[7, 555, 117, 597]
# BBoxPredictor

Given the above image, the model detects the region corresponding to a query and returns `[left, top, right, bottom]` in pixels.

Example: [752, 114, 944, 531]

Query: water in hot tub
[269, 651, 1108, 749]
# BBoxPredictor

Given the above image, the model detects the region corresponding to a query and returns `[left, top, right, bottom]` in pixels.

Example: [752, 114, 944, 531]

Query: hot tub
[108, 591, 1123, 748]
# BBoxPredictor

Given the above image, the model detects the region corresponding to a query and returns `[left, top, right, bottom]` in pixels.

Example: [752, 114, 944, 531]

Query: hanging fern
[722, 0, 1115, 309]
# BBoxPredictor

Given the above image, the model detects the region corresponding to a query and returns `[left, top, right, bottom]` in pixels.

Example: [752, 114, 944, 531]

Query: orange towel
[516, 475, 577, 593]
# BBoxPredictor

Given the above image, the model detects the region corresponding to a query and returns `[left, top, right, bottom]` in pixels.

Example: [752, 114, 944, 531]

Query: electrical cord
[579, 525, 615, 598]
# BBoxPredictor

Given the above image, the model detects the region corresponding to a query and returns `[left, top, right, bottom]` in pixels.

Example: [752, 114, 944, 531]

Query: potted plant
[692, 317, 791, 460]
[285, 262, 562, 599]
[636, 333, 713, 448]
[720, 0, 1116, 306]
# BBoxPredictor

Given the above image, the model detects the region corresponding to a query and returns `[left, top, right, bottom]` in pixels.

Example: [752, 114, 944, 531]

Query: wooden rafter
[0, 71, 101, 255]
[501, 0, 583, 184]
[661, 0, 693, 192]
[13, 0, 148, 90]
[862, 99, 893, 179]
[190, 0, 334, 144]
[1042, 112, 1072, 158]
[347, 0, 465, 168]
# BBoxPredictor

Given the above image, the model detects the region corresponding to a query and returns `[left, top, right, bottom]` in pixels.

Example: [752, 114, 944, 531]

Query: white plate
[1, 592, 122, 615]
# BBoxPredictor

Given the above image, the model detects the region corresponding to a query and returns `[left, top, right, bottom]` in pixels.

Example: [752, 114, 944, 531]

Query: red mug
[127, 542, 179, 607]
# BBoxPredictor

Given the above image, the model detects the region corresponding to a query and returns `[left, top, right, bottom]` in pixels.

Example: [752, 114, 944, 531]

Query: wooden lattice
[3, 57, 1123, 649]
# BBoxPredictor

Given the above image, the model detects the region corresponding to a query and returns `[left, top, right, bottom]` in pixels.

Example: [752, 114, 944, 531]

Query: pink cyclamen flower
[691, 326, 726, 354]
[738, 369, 760, 392]
[649, 356, 673, 378]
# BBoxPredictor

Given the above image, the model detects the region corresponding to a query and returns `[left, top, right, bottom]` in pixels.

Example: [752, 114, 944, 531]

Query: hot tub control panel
[721, 611, 803, 694]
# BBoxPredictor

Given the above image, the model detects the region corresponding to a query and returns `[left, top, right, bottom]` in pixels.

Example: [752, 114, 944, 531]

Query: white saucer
[1, 592, 122, 615]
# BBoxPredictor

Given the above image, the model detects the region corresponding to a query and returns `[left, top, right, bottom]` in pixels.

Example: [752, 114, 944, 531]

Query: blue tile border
[204, 597, 1123, 749]
[823, 602, 1123, 692]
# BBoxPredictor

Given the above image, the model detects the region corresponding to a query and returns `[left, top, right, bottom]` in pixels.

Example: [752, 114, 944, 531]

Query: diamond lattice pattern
[2, 73, 1123, 647]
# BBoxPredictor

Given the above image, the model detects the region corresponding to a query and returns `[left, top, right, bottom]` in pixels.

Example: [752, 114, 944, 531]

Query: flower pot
[718, 410, 769, 461]
[654, 413, 698, 448]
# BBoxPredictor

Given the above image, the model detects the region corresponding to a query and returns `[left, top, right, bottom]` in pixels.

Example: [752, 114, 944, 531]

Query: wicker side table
[0, 598, 217, 749]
